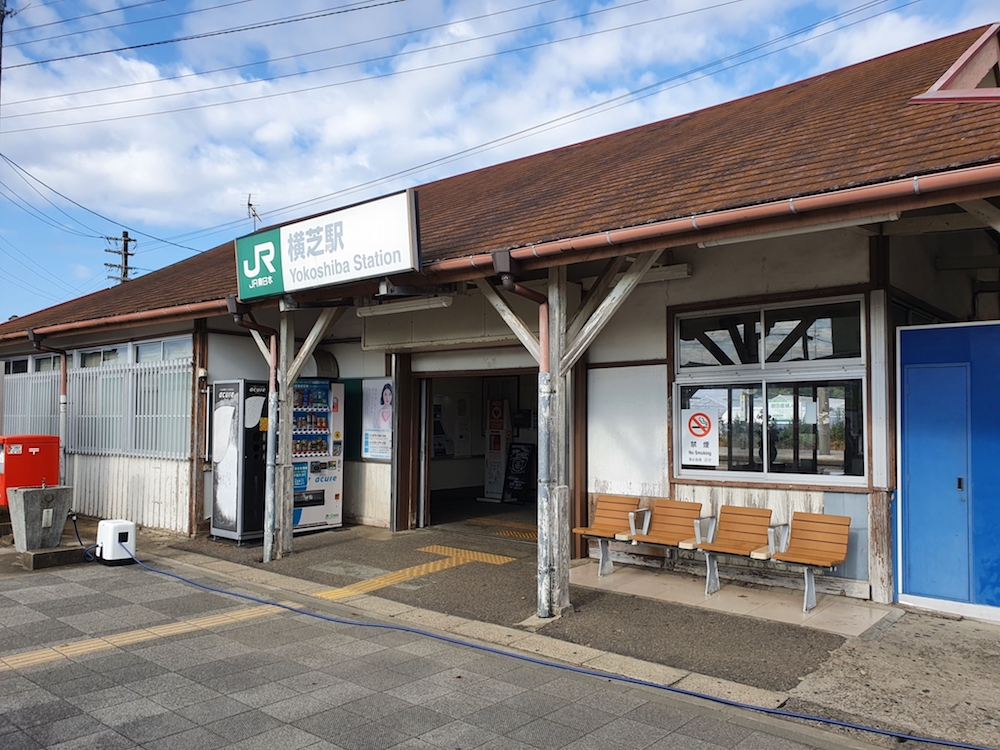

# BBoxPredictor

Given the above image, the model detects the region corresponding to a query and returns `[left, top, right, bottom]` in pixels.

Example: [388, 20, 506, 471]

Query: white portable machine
[95, 519, 137, 565]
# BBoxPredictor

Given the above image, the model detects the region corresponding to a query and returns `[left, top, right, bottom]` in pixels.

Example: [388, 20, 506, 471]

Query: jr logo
[243, 241, 277, 278]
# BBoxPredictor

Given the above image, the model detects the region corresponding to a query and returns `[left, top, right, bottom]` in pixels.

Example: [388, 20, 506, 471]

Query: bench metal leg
[803, 567, 817, 612]
[705, 552, 720, 595]
[597, 539, 614, 577]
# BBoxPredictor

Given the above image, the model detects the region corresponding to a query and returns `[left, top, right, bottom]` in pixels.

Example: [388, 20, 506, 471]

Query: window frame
[673, 295, 868, 487]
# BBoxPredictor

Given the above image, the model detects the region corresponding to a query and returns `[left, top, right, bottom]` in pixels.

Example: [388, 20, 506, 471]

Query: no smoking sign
[681, 409, 719, 466]
[687, 412, 712, 438]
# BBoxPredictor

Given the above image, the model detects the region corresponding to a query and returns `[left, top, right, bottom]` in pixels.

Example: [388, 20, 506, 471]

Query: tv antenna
[247, 194, 262, 231]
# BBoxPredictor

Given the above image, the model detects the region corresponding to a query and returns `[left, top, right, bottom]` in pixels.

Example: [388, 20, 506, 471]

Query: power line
[0, 156, 106, 236]
[0, 0, 748, 132]
[6, 0, 169, 36]
[3, 0, 720, 123]
[0, 0, 23, 120]
[223, 0, 919, 227]
[0, 177, 101, 237]
[132, 0, 917, 258]
[0, 152, 200, 251]
[0, 233, 80, 296]
[6, 0, 406, 67]
[0, 0, 922, 268]
[4, 0, 559, 108]
[6, 0, 255, 47]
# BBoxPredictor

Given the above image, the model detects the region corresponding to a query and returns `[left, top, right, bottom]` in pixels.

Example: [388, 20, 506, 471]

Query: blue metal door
[902, 364, 971, 602]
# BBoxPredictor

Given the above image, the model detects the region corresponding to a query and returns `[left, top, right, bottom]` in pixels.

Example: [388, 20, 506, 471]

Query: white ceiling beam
[560, 249, 662, 373]
[568, 256, 626, 343]
[288, 307, 345, 384]
[250, 329, 270, 362]
[473, 278, 541, 365]
[881, 213, 986, 235]
[958, 200, 1000, 233]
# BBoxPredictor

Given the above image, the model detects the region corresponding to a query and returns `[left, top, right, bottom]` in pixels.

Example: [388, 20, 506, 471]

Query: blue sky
[0, 0, 995, 321]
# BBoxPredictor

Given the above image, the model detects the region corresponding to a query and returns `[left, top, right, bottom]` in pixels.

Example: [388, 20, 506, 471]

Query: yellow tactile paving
[0, 602, 289, 674]
[467, 516, 538, 531]
[312, 545, 516, 601]
[417, 545, 517, 565]
[495, 529, 537, 540]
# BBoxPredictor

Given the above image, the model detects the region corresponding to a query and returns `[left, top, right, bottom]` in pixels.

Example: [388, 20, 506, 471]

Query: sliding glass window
[675, 299, 866, 483]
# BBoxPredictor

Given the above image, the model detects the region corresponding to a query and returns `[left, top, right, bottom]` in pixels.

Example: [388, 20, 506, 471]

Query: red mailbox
[0, 435, 60, 507]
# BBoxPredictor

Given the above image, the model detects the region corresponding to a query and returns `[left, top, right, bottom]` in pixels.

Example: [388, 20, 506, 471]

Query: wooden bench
[772, 511, 851, 611]
[572, 494, 641, 576]
[697, 505, 773, 595]
[628, 499, 705, 550]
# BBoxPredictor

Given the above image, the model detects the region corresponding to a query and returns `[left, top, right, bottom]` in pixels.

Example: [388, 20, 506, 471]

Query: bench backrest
[647, 499, 702, 539]
[712, 505, 772, 549]
[781, 512, 851, 567]
[591, 494, 641, 528]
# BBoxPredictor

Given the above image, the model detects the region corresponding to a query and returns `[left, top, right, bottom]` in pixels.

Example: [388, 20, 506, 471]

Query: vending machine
[291, 378, 344, 530]
[210, 380, 267, 542]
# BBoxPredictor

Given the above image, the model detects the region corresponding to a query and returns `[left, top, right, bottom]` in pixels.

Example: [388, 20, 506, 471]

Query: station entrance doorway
[416, 372, 538, 529]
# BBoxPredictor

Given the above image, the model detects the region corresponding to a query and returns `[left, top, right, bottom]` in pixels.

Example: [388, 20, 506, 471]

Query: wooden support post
[278, 311, 295, 556]
[548, 266, 572, 616]
[869, 489, 894, 604]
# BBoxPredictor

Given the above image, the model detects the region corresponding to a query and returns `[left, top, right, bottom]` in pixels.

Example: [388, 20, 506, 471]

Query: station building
[3, 24, 1000, 620]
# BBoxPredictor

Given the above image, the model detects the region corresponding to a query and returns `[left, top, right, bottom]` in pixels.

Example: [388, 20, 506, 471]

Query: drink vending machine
[291, 378, 344, 530]
[210, 380, 267, 542]
[209, 378, 344, 541]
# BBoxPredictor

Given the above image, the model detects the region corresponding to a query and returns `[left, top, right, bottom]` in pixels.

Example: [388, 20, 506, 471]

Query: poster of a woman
[362, 378, 394, 461]
[374, 383, 393, 430]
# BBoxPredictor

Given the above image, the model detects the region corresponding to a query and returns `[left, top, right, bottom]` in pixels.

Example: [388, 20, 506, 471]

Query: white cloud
[0, 0, 993, 319]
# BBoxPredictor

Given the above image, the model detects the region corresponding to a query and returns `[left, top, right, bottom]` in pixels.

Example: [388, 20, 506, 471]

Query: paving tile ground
[0, 558, 891, 750]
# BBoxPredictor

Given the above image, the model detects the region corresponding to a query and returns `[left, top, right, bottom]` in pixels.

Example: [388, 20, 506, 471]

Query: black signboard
[503, 442, 536, 502]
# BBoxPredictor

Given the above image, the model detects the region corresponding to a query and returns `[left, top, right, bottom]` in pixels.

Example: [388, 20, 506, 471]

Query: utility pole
[0, 0, 23, 122]
[105, 230, 135, 283]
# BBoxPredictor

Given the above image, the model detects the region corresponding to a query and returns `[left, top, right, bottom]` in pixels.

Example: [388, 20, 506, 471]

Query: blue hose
[69, 513, 96, 561]
[115, 544, 995, 750]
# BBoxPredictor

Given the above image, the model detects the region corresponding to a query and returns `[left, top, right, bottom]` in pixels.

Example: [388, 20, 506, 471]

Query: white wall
[68, 455, 191, 534]
[587, 231, 870, 364]
[344, 460, 391, 527]
[362, 287, 536, 351]
[412, 347, 537, 372]
[587, 283, 668, 364]
[328, 343, 387, 379]
[207, 333, 270, 382]
[664, 231, 870, 306]
[587, 365, 669, 497]
[890, 232, 991, 319]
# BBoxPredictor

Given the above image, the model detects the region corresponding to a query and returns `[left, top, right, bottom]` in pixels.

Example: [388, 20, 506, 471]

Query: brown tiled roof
[413, 25, 1000, 263]
[1, 25, 998, 338]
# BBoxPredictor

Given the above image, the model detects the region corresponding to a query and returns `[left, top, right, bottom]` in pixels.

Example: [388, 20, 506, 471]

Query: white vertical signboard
[681, 409, 719, 466]
[481, 399, 511, 501]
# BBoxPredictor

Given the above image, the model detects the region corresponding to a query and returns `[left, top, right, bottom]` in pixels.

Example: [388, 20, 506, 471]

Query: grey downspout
[26, 330, 68, 486]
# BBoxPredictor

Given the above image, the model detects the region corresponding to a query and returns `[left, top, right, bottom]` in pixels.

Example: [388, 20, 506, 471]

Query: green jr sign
[236, 228, 284, 300]
[235, 192, 417, 301]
